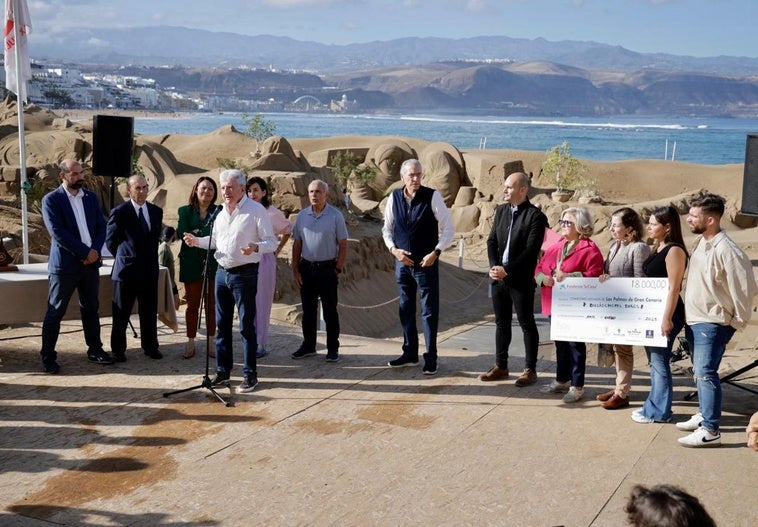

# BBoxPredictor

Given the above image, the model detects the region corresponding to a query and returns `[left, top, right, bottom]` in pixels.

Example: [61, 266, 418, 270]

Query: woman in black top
[632, 206, 688, 424]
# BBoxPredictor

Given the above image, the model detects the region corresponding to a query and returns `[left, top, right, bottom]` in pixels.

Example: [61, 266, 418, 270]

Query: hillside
[86, 61, 758, 118]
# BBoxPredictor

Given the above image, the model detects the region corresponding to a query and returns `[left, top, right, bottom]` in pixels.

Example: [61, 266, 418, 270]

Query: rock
[450, 204, 481, 233]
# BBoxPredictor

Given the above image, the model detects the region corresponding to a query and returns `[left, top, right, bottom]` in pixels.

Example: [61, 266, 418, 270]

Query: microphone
[208, 206, 222, 223]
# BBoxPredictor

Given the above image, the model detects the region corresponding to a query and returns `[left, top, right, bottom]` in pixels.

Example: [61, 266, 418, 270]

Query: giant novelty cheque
[550, 277, 668, 347]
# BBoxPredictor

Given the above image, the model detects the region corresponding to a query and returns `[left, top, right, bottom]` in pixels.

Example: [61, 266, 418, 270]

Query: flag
[4, 0, 31, 102]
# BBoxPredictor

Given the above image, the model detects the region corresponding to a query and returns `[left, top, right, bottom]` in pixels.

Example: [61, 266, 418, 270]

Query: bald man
[480, 172, 547, 387]
[106, 175, 164, 362]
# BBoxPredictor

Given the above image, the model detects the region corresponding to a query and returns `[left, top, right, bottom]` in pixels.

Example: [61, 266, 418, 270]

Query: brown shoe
[596, 389, 615, 402]
[479, 365, 509, 381]
[514, 368, 537, 387]
[601, 394, 630, 410]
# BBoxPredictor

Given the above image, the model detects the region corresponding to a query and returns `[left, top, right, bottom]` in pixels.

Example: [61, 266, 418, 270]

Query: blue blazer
[42, 185, 106, 275]
[106, 200, 163, 282]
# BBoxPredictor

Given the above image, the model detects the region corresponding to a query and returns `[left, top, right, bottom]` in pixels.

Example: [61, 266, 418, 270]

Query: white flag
[4, 0, 31, 102]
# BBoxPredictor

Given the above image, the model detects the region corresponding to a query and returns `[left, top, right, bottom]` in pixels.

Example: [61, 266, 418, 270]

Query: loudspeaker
[92, 115, 134, 178]
[741, 133, 758, 216]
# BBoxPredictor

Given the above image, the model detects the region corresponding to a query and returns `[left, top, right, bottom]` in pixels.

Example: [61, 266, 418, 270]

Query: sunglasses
[559, 220, 575, 227]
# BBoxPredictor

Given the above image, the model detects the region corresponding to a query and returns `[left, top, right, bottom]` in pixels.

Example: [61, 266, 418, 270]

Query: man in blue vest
[382, 159, 454, 375]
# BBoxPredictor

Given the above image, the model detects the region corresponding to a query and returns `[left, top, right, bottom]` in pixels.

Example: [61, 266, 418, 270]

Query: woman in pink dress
[246, 177, 292, 358]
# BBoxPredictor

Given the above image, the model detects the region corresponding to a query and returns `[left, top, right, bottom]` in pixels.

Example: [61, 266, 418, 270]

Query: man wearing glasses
[479, 171, 547, 387]
[382, 159, 454, 375]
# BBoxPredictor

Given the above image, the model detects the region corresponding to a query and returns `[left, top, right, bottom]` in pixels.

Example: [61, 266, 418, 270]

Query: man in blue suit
[40, 159, 113, 373]
[106, 175, 164, 361]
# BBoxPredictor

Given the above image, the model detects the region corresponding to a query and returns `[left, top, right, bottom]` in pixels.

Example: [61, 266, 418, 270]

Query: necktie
[138, 207, 149, 233]
[502, 206, 516, 266]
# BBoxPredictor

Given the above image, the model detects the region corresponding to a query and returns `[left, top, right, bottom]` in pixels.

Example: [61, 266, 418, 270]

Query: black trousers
[111, 277, 159, 355]
[299, 261, 340, 353]
[491, 279, 539, 370]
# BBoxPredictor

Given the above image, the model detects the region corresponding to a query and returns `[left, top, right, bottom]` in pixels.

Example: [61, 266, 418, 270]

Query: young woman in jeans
[632, 206, 688, 423]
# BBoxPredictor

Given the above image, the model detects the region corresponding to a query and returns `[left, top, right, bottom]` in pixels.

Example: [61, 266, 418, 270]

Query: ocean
[133, 112, 758, 166]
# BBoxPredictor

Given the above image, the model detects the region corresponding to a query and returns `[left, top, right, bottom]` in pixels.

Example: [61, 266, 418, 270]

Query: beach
[0, 102, 757, 525]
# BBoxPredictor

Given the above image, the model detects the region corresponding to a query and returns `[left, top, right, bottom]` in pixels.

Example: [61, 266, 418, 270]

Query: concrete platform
[0, 317, 756, 526]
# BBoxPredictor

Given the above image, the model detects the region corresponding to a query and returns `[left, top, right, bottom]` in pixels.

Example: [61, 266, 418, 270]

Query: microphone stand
[163, 206, 232, 406]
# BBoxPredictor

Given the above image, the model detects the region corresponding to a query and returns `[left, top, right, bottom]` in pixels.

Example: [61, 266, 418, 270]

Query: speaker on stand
[92, 115, 138, 339]
[741, 133, 758, 217]
[92, 115, 135, 212]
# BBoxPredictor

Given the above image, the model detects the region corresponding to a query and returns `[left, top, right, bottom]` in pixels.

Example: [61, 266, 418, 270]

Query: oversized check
[550, 277, 668, 347]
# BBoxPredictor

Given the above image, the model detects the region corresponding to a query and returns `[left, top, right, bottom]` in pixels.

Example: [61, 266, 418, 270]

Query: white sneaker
[631, 411, 655, 424]
[675, 412, 704, 431]
[562, 386, 584, 403]
[539, 380, 570, 394]
[678, 427, 721, 448]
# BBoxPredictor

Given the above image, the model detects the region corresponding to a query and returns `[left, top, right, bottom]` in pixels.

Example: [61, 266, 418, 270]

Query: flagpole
[11, 0, 29, 264]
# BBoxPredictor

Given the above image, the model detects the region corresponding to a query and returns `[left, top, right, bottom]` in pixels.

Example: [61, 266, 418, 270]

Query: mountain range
[33, 26, 758, 75]
[34, 27, 758, 117]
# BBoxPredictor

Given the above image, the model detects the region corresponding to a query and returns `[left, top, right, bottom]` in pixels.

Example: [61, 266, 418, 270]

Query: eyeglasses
[559, 220, 574, 227]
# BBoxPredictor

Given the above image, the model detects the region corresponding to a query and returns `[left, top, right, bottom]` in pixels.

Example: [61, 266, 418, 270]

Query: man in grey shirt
[291, 179, 349, 362]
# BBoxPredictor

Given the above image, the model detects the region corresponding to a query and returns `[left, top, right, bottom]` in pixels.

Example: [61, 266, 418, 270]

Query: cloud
[465, 0, 492, 12]
[260, 0, 353, 6]
[86, 37, 109, 47]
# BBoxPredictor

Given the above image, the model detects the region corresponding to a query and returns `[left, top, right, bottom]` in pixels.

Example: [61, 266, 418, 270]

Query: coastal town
[0, 60, 359, 113]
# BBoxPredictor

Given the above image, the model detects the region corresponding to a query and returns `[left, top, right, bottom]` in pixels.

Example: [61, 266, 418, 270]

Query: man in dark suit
[480, 171, 547, 387]
[106, 175, 164, 361]
[40, 159, 113, 373]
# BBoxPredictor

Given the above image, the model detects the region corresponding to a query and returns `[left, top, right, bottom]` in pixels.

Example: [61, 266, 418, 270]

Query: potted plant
[541, 141, 588, 202]
[330, 151, 377, 213]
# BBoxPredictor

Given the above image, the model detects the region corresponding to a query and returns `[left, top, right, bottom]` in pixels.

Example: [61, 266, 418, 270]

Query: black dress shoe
[87, 350, 115, 365]
[44, 362, 60, 374]
[144, 349, 163, 360]
[113, 352, 127, 363]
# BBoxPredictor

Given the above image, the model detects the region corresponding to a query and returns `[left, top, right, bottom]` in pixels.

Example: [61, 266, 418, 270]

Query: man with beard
[676, 193, 757, 447]
[40, 160, 113, 373]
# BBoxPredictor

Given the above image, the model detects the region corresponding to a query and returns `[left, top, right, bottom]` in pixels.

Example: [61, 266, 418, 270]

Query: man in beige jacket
[676, 193, 758, 448]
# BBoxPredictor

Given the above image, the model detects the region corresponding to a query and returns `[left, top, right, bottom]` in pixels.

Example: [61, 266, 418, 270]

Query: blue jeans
[215, 265, 258, 376]
[690, 322, 736, 432]
[396, 261, 439, 360]
[641, 303, 686, 422]
[41, 267, 103, 365]
[554, 340, 586, 387]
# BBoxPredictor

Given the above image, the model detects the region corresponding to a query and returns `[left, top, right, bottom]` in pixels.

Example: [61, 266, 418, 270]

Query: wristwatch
[434, 249, 441, 256]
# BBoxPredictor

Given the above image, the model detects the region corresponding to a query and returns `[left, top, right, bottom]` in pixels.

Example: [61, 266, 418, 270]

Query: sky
[27, 0, 758, 58]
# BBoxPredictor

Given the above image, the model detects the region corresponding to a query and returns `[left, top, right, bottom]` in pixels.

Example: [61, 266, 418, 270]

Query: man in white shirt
[184, 169, 277, 393]
[40, 160, 111, 373]
[382, 159, 454, 375]
[106, 175, 164, 362]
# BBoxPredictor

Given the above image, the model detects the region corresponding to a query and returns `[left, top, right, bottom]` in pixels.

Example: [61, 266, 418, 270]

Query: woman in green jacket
[177, 176, 219, 358]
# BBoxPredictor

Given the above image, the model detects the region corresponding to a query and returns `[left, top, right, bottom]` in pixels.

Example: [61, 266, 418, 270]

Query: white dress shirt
[381, 188, 455, 252]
